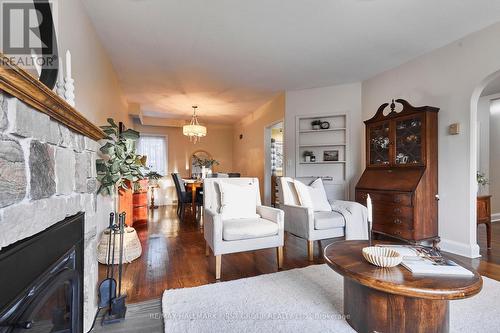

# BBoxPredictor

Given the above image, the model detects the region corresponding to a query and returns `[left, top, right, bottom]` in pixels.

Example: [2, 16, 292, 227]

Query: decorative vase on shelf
[305, 156, 311, 162]
[310, 156, 316, 162]
[201, 166, 207, 179]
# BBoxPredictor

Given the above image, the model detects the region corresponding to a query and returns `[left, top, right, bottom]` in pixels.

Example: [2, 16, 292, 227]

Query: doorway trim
[264, 120, 284, 206]
[469, 69, 500, 257]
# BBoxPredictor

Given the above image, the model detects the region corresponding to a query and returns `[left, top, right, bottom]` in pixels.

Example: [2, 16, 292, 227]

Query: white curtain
[137, 135, 167, 176]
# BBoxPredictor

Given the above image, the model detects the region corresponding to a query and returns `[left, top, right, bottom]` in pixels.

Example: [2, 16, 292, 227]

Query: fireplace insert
[0, 213, 84, 333]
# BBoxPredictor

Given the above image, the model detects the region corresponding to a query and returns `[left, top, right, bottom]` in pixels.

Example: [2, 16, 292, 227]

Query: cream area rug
[162, 264, 500, 332]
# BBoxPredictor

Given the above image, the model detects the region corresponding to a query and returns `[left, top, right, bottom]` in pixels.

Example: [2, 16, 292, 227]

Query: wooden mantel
[0, 53, 105, 140]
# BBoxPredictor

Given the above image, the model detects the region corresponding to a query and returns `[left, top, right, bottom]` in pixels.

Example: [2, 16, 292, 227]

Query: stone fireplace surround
[0, 90, 110, 331]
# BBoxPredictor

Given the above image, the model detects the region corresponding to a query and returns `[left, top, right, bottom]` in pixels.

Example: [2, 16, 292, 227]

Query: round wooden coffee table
[324, 241, 482, 333]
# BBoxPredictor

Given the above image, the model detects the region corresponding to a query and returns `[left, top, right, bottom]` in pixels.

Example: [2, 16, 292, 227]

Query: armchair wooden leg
[205, 243, 210, 256]
[307, 240, 314, 261]
[215, 255, 222, 280]
[277, 246, 283, 269]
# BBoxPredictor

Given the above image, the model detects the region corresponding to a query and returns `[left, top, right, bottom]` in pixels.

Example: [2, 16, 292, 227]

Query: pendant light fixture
[183, 105, 207, 143]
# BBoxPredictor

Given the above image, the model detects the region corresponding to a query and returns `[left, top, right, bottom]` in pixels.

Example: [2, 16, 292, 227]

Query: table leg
[343, 277, 449, 333]
[192, 185, 196, 211]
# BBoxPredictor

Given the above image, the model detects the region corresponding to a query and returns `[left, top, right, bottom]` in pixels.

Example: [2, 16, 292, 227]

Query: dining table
[183, 179, 203, 211]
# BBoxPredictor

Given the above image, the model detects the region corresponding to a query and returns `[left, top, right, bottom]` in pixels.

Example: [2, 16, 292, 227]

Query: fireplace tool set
[89, 212, 128, 331]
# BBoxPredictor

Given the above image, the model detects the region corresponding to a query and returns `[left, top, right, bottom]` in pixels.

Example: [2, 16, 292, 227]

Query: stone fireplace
[0, 86, 107, 331]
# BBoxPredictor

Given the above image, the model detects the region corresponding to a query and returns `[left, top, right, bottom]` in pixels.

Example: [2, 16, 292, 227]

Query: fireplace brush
[102, 212, 127, 324]
[88, 212, 127, 331]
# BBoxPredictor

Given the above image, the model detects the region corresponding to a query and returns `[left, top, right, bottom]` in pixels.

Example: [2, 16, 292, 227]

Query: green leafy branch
[192, 155, 219, 168]
[96, 118, 147, 195]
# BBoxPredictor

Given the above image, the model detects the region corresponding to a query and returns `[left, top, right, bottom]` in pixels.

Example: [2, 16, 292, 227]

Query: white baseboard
[492, 212, 500, 222]
[439, 238, 481, 258]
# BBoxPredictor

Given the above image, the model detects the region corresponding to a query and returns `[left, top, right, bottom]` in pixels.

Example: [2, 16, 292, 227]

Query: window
[136, 135, 168, 176]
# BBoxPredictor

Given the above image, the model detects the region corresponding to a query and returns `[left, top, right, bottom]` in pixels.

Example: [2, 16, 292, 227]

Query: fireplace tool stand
[102, 212, 127, 325]
[89, 212, 128, 332]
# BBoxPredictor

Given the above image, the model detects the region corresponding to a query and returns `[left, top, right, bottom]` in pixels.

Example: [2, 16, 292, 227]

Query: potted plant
[311, 120, 322, 130]
[145, 171, 163, 187]
[144, 171, 163, 209]
[303, 150, 314, 162]
[96, 118, 147, 225]
[192, 155, 219, 178]
[477, 171, 489, 195]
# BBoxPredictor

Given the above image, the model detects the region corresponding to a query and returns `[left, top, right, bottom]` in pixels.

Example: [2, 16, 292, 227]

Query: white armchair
[278, 177, 345, 261]
[204, 178, 284, 279]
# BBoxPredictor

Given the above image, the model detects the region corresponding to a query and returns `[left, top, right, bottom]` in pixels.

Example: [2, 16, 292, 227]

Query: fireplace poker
[118, 212, 125, 296]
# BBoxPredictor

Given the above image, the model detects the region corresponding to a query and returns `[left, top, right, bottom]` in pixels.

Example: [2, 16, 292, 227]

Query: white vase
[202, 166, 207, 179]
[305, 156, 311, 162]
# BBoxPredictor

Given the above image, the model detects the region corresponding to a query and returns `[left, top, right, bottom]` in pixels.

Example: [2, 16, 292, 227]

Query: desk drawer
[374, 224, 414, 240]
[373, 212, 412, 228]
[373, 204, 413, 219]
[356, 191, 413, 207]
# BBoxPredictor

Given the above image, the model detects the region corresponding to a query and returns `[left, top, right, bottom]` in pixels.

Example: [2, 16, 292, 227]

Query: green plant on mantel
[192, 155, 219, 168]
[96, 118, 147, 195]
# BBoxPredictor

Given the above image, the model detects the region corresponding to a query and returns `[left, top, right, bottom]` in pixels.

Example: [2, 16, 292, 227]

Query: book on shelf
[377, 245, 473, 277]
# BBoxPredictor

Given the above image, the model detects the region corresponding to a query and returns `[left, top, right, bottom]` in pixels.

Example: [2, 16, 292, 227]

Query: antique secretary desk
[355, 99, 439, 245]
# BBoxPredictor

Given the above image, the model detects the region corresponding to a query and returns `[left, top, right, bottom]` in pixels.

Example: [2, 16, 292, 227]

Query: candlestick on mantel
[367, 194, 373, 246]
[64, 50, 75, 107]
[65, 50, 72, 78]
[56, 57, 65, 98]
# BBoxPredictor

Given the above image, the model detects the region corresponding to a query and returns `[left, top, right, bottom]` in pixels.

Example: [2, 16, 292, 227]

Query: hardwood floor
[454, 222, 500, 280]
[98, 205, 500, 305]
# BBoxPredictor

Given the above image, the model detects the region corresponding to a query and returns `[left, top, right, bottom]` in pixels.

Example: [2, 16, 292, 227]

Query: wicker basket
[97, 227, 142, 264]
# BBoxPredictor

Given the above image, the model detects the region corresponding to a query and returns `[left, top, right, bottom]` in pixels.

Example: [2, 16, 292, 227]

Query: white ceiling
[83, 0, 500, 124]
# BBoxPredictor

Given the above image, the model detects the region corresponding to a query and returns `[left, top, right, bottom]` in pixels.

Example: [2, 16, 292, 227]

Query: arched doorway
[470, 69, 500, 254]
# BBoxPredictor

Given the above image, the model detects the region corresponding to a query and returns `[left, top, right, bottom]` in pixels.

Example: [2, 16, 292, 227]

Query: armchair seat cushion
[223, 218, 279, 241]
[314, 211, 345, 230]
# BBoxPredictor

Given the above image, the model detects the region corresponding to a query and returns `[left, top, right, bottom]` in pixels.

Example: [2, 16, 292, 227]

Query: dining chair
[171, 173, 192, 221]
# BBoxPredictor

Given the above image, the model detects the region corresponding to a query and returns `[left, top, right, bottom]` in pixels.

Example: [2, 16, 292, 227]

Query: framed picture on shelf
[323, 150, 339, 162]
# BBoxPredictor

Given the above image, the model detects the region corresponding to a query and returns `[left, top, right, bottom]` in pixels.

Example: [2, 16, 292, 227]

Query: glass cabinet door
[368, 122, 390, 166]
[395, 116, 423, 165]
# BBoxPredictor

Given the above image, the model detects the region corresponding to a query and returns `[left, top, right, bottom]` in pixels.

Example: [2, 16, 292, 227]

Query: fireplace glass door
[12, 270, 79, 333]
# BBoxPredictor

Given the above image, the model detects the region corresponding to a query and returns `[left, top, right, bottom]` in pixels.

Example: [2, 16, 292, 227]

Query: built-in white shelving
[299, 143, 346, 148]
[299, 161, 346, 165]
[298, 128, 346, 133]
[295, 113, 349, 200]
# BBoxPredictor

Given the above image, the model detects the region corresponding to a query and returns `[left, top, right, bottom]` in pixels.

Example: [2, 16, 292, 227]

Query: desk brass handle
[394, 219, 402, 225]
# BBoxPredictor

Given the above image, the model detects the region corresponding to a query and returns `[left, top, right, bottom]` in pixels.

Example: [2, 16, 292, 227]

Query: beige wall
[134, 122, 233, 177]
[133, 121, 234, 204]
[58, 0, 129, 127]
[362, 21, 500, 257]
[232, 94, 285, 197]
